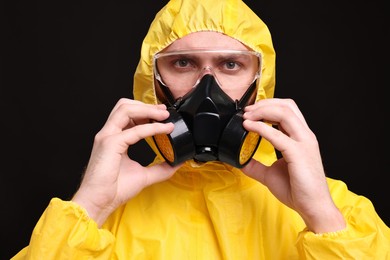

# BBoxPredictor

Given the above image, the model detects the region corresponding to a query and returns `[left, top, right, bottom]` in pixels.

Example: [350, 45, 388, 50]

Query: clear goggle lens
[153, 50, 262, 90]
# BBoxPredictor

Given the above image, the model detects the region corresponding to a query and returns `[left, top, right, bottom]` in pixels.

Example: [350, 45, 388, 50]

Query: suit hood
[133, 0, 276, 166]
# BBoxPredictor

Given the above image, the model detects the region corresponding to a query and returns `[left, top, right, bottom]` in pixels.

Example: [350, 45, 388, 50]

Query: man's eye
[225, 61, 237, 69]
[175, 59, 189, 68]
[222, 61, 242, 71]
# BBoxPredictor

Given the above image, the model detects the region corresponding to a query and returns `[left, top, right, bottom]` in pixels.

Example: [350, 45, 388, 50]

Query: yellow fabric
[12, 175, 390, 259]
[12, 0, 390, 259]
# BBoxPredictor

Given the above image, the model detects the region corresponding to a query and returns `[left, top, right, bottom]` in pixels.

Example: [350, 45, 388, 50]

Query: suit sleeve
[295, 179, 390, 259]
[11, 198, 115, 260]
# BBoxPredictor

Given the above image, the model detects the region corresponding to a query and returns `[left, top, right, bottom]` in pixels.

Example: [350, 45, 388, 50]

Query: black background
[2, 1, 387, 259]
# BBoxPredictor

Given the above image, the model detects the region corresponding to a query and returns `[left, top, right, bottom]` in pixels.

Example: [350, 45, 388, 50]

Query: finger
[145, 162, 182, 186]
[107, 98, 143, 117]
[242, 158, 292, 208]
[243, 120, 293, 153]
[93, 121, 174, 159]
[244, 99, 311, 141]
[101, 103, 170, 135]
[107, 98, 166, 118]
[118, 121, 175, 147]
[241, 158, 268, 184]
[245, 98, 309, 128]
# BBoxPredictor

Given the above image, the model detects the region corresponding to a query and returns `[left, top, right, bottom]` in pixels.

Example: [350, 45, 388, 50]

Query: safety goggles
[153, 49, 262, 90]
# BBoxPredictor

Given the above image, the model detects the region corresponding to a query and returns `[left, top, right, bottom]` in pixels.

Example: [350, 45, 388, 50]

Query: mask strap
[236, 80, 257, 110]
[156, 80, 177, 107]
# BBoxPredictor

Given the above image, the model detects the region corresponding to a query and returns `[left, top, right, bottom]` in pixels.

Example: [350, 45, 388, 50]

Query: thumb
[241, 159, 268, 184]
[145, 162, 181, 185]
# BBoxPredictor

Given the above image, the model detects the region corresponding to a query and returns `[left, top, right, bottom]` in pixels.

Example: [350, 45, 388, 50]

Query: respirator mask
[152, 50, 262, 168]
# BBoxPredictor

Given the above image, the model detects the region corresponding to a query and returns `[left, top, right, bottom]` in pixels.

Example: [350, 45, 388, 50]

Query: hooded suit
[12, 0, 390, 259]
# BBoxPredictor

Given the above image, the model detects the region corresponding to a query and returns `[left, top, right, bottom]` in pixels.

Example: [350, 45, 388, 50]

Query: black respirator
[153, 74, 261, 168]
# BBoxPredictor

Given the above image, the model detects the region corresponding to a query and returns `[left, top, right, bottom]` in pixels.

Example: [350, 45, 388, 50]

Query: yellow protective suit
[12, 0, 390, 259]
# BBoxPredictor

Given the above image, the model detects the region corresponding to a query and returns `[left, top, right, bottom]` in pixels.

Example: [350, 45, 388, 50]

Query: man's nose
[198, 66, 215, 77]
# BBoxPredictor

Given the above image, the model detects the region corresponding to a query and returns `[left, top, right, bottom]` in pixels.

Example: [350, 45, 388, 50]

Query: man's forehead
[164, 31, 249, 52]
